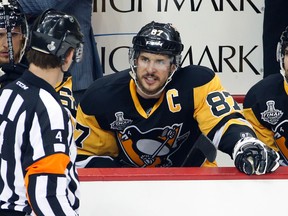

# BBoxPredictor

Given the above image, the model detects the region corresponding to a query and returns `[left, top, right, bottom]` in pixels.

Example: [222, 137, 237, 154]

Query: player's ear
[61, 47, 73, 63]
[61, 48, 74, 71]
[171, 64, 177, 72]
[68, 49, 74, 62]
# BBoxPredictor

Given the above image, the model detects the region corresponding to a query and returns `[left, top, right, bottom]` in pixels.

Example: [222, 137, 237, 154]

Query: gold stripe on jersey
[55, 75, 76, 114]
[243, 107, 276, 151]
[75, 105, 119, 157]
[202, 160, 217, 167]
[193, 74, 243, 135]
[275, 137, 288, 160]
[284, 78, 288, 94]
[129, 80, 165, 118]
[55, 75, 73, 95]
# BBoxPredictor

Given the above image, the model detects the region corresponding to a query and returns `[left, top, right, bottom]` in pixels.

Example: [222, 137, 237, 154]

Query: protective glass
[137, 54, 172, 70]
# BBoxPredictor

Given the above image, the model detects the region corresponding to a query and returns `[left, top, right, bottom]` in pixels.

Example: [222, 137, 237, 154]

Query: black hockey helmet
[29, 9, 84, 63]
[129, 22, 183, 97]
[0, 0, 28, 62]
[0, 0, 27, 32]
[277, 26, 288, 70]
[130, 21, 183, 68]
[132, 21, 183, 56]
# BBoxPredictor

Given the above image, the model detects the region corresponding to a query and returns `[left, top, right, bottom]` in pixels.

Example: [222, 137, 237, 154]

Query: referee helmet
[29, 9, 84, 63]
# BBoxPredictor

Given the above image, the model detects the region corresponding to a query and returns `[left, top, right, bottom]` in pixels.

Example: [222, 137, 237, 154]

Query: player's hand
[233, 137, 280, 175]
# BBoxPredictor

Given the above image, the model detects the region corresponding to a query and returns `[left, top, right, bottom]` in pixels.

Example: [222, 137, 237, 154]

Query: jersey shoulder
[244, 73, 284, 108]
[0, 63, 27, 89]
[85, 69, 130, 92]
[171, 65, 216, 88]
[80, 69, 131, 114]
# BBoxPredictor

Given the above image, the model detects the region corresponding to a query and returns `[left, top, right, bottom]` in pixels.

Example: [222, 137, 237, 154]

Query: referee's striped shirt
[0, 70, 80, 215]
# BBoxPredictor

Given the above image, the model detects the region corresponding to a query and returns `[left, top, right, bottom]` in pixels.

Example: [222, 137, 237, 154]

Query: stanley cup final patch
[110, 111, 133, 131]
[261, 100, 283, 125]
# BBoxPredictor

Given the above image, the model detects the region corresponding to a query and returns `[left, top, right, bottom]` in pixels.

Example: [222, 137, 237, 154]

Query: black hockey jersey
[0, 63, 27, 88]
[75, 65, 256, 167]
[243, 73, 288, 164]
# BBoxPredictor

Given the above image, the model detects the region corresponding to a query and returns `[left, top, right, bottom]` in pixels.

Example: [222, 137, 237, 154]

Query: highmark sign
[92, 0, 264, 94]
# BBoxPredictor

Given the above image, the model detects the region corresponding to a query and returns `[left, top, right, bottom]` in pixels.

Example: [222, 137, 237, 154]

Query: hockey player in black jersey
[75, 21, 280, 175]
[244, 26, 288, 166]
[0, 9, 83, 216]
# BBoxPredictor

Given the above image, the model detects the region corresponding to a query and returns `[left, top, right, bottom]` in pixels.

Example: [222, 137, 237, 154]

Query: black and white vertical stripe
[0, 80, 80, 215]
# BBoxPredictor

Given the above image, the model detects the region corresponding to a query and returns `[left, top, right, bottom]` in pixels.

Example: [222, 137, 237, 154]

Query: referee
[0, 9, 83, 216]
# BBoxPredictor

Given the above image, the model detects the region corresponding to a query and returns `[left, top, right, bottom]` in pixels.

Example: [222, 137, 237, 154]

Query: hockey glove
[233, 137, 280, 175]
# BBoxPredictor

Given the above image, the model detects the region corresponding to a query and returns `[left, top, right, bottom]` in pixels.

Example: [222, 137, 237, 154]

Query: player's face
[284, 47, 288, 71]
[135, 52, 176, 98]
[0, 26, 24, 64]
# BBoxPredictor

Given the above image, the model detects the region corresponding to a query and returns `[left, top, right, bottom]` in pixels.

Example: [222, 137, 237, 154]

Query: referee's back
[0, 70, 80, 215]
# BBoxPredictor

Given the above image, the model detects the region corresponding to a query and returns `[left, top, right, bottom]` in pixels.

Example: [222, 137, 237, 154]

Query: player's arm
[214, 122, 279, 175]
[243, 107, 276, 150]
[194, 74, 280, 175]
[232, 136, 280, 175]
[242, 89, 277, 149]
[193, 74, 244, 137]
[193, 73, 248, 151]
[74, 105, 120, 168]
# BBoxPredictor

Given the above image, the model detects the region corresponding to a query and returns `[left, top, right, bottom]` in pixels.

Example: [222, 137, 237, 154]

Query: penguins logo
[117, 123, 189, 167]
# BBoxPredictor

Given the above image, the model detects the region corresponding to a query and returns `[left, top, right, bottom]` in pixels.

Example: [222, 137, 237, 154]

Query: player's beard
[0, 50, 20, 64]
[136, 73, 166, 97]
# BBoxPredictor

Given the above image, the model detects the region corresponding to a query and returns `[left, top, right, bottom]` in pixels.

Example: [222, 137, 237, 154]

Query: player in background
[243, 26, 288, 166]
[0, 0, 77, 117]
[0, 0, 28, 87]
[74, 21, 280, 175]
[0, 9, 83, 215]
